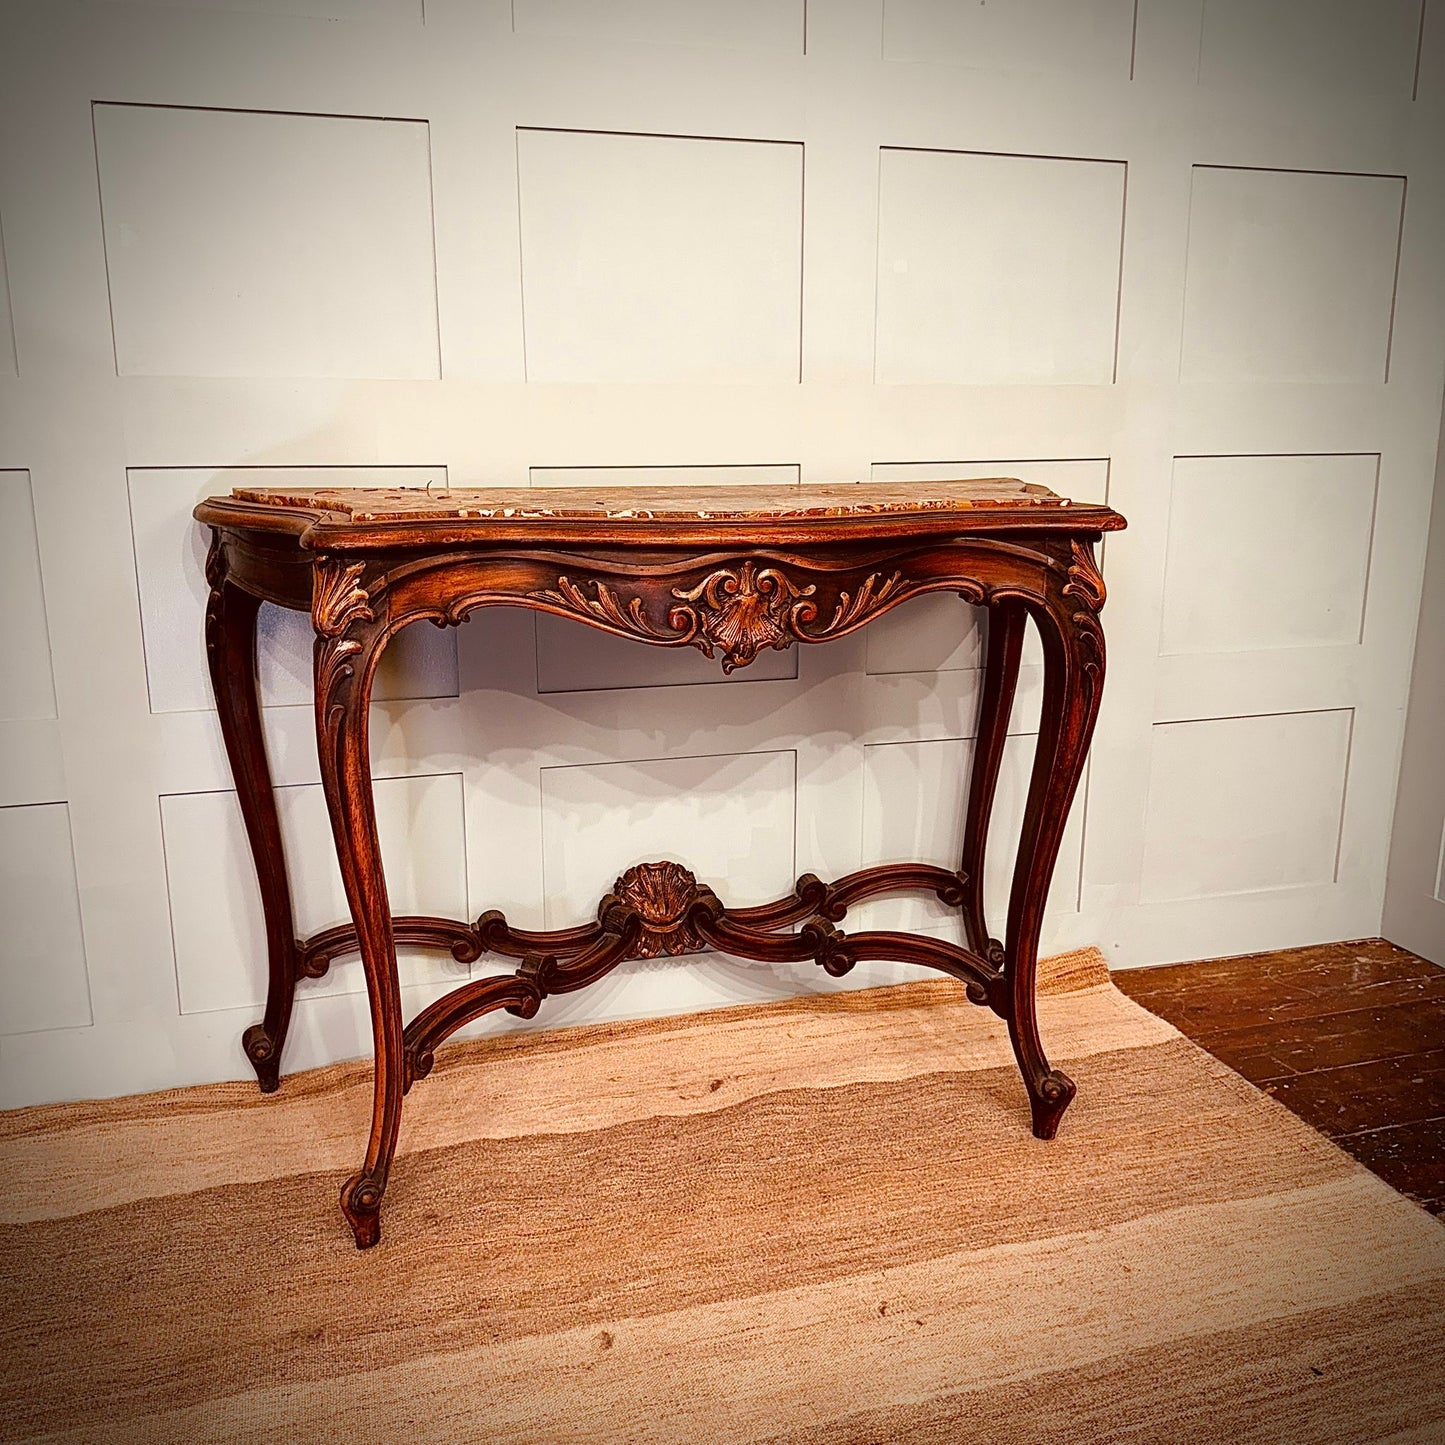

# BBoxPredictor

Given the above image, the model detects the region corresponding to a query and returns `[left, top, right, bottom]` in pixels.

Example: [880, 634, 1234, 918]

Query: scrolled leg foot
[1029, 1068, 1077, 1141]
[340, 1172, 384, 1249]
[242, 1023, 281, 1094]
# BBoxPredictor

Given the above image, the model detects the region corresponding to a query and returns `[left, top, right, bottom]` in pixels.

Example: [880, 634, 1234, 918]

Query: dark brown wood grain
[1116, 938, 1445, 1218]
[195, 481, 1124, 1247]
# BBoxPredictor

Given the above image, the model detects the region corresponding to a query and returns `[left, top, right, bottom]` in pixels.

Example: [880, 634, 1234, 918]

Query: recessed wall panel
[0, 803, 91, 1034]
[860, 734, 1085, 936]
[90, 0, 418, 14]
[164, 772, 468, 1015]
[1180, 167, 1404, 384]
[531, 464, 800, 490]
[0, 473, 57, 721]
[539, 750, 796, 928]
[865, 460, 1109, 675]
[0, 218, 15, 375]
[129, 467, 458, 713]
[95, 104, 440, 379]
[517, 129, 803, 383]
[532, 464, 800, 691]
[875, 149, 1125, 385]
[1198, 0, 1422, 101]
[1162, 455, 1378, 655]
[513, 0, 803, 51]
[884, 0, 1136, 79]
[1140, 711, 1352, 902]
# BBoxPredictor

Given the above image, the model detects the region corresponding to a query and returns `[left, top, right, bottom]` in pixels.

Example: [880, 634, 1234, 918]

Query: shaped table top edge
[194, 481, 1127, 551]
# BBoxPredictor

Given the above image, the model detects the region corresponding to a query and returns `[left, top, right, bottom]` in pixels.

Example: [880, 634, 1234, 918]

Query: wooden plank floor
[1114, 937, 1445, 1218]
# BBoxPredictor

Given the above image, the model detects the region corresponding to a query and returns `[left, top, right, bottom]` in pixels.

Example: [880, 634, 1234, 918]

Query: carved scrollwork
[316, 633, 363, 725]
[668, 562, 814, 672]
[1058, 539, 1106, 700]
[532, 561, 915, 674]
[203, 534, 226, 663]
[204, 531, 226, 592]
[612, 860, 707, 957]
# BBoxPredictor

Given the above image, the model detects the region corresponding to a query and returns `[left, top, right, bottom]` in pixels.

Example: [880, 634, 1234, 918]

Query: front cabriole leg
[204, 533, 304, 1092]
[312, 557, 402, 1248]
[1003, 542, 1107, 1139]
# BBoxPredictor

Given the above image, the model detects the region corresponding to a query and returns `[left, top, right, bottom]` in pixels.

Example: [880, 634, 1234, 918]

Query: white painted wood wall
[1, 0, 1442, 1106]
[1385, 387, 1445, 963]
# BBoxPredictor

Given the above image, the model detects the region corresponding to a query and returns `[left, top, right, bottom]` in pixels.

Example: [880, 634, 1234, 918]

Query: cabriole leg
[960, 599, 1026, 965]
[313, 564, 402, 1249]
[204, 535, 303, 1093]
[1003, 555, 1106, 1139]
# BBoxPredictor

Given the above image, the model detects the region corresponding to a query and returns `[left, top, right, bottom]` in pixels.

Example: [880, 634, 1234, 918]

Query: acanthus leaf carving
[533, 575, 679, 642]
[313, 558, 375, 639]
[1061, 539, 1105, 613]
[810, 570, 907, 638]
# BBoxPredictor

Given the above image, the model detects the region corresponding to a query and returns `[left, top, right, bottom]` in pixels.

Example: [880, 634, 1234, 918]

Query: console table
[195, 479, 1126, 1248]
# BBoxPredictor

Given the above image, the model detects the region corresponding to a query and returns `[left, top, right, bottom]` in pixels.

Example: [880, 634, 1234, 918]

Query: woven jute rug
[2, 947, 1444, 1444]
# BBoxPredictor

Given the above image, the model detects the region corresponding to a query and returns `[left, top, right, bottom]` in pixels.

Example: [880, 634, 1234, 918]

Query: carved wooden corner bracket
[1060, 538, 1106, 692]
[533, 562, 909, 674]
[314, 558, 376, 639]
[202, 532, 228, 661]
[1061, 538, 1106, 614]
[312, 559, 385, 753]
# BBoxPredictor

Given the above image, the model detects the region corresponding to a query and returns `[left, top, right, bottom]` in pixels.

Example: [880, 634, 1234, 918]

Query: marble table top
[227, 478, 1076, 523]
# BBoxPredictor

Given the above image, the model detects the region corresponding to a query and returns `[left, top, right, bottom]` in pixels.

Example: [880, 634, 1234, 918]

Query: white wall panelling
[1161, 454, 1379, 655]
[87, 0, 424, 17]
[0, 471, 58, 722]
[511, 0, 805, 54]
[0, 0, 1443, 1105]
[516, 128, 803, 384]
[882, 0, 1138, 80]
[0, 214, 16, 376]
[0, 471, 65, 813]
[0, 803, 91, 1035]
[540, 749, 797, 922]
[1140, 709, 1354, 902]
[874, 149, 1127, 385]
[1383, 388, 1445, 961]
[1196, 1, 1425, 102]
[94, 104, 441, 379]
[1179, 166, 1406, 384]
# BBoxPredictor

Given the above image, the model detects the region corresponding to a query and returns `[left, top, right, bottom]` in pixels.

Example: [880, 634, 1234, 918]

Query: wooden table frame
[195, 483, 1125, 1248]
